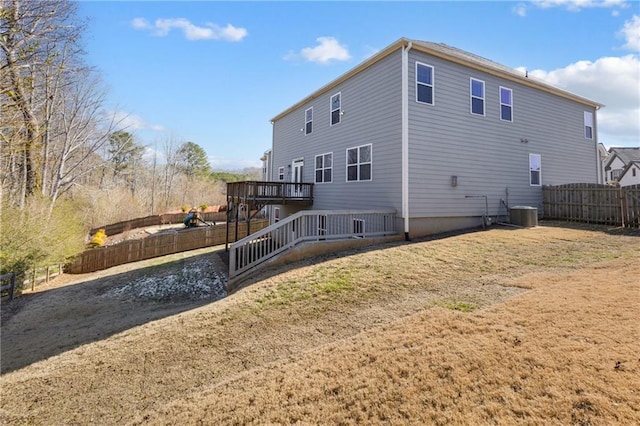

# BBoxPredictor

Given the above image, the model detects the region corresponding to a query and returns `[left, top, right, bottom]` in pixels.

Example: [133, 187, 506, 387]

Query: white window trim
[499, 86, 513, 122]
[415, 61, 435, 106]
[529, 153, 542, 187]
[278, 166, 285, 181]
[314, 152, 333, 184]
[330, 92, 341, 126]
[470, 78, 485, 116]
[305, 107, 313, 135]
[584, 111, 594, 140]
[346, 143, 372, 182]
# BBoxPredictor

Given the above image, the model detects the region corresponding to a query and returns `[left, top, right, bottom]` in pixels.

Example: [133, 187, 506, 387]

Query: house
[267, 38, 602, 239]
[604, 147, 640, 186]
[618, 160, 640, 187]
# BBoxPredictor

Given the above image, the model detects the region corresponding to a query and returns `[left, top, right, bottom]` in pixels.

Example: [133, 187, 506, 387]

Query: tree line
[0, 0, 258, 281]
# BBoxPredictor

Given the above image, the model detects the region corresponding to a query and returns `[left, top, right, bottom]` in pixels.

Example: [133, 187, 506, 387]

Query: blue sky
[78, 0, 640, 170]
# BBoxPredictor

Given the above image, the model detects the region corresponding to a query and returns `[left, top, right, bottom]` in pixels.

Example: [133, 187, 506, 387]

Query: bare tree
[0, 0, 85, 204]
[161, 135, 180, 211]
[46, 69, 119, 207]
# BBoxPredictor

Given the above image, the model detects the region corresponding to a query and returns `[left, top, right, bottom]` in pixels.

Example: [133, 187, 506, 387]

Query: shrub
[181, 205, 190, 213]
[89, 229, 107, 248]
[200, 203, 208, 212]
[0, 196, 86, 281]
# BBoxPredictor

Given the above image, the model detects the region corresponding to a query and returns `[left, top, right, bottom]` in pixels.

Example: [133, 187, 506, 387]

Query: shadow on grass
[229, 220, 639, 293]
[0, 251, 223, 374]
[539, 219, 640, 237]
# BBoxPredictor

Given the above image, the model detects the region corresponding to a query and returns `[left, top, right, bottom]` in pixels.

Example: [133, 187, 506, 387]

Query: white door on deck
[292, 159, 303, 197]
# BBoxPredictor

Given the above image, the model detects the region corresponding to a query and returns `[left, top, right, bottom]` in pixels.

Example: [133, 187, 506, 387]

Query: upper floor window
[529, 154, 541, 186]
[305, 107, 313, 135]
[315, 152, 333, 183]
[416, 62, 434, 105]
[584, 111, 593, 139]
[278, 166, 285, 181]
[347, 144, 372, 182]
[470, 78, 485, 116]
[330, 92, 341, 126]
[500, 87, 513, 122]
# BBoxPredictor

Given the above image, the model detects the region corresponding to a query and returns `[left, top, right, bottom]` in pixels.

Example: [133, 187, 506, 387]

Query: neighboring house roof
[605, 147, 640, 170]
[271, 37, 603, 122]
[619, 160, 640, 182]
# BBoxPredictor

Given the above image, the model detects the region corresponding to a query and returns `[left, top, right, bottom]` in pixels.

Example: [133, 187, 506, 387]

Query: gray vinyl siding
[272, 44, 599, 226]
[272, 50, 403, 214]
[407, 50, 598, 218]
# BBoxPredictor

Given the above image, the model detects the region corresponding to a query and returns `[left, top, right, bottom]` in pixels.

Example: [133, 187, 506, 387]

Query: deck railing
[227, 181, 313, 204]
[229, 209, 399, 281]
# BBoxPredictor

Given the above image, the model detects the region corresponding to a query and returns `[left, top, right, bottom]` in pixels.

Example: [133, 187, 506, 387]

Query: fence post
[10, 272, 15, 300]
[619, 186, 626, 228]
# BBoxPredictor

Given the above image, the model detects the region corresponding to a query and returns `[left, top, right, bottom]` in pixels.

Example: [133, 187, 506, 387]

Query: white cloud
[514, 0, 628, 16]
[131, 17, 247, 42]
[131, 17, 151, 30]
[513, 3, 528, 17]
[285, 37, 351, 64]
[532, 0, 628, 11]
[618, 14, 640, 51]
[519, 55, 639, 145]
[113, 111, 165, 132]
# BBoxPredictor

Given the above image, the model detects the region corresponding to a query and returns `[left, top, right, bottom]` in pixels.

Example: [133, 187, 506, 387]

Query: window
[584, 111, 593, 139]
[278, 166, 284, 181]
[500, 87, 513, 122]
[274, 207, 280, 222]
[346, 144, 372, 182]
[470, 78, 485, 115]
[305, 107, 313, 135]
[529, 154, 541, 186]
[611, 169, 622, 181]
[315, 153, 333, 183]
[416, 62, 434, 105]
[633, 168, 637, 177]
[330, 92, 341, 126]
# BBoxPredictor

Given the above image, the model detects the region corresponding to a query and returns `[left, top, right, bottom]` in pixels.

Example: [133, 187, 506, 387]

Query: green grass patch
[254, 267, 357, 309]
[432, 299, 478, 312]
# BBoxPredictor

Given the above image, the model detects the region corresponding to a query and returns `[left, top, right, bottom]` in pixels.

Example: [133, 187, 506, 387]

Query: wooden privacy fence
[89, 211, 228, 236]
[543, 183, 640, 228]
[68, 220, 268, 274]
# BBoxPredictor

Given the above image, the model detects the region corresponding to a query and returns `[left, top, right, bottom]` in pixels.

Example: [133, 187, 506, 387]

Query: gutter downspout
[401, 41, 412, 241]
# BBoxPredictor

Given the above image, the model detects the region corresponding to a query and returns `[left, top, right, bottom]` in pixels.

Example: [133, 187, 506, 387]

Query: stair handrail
[229, 209, 398, 280]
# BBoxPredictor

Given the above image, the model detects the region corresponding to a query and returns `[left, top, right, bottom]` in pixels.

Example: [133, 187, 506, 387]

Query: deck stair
[228, 209, 399, 288]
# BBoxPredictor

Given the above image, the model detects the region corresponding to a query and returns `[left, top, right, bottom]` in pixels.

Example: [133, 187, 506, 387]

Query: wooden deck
[226, 181, 313, 205]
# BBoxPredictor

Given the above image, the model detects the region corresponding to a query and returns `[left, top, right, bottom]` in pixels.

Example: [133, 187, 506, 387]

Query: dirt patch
[1, 222, 639, 425]
[0, 246, 228, 373]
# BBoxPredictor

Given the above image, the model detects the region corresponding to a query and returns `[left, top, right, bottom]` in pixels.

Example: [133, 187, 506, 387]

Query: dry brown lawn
[1, 222, 639, 425]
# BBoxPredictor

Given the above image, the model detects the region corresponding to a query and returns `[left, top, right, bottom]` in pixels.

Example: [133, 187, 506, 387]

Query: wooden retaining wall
[543, 183, 640, 228]
[89, 212, 228, 236]
[68, 220, 268, 274]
